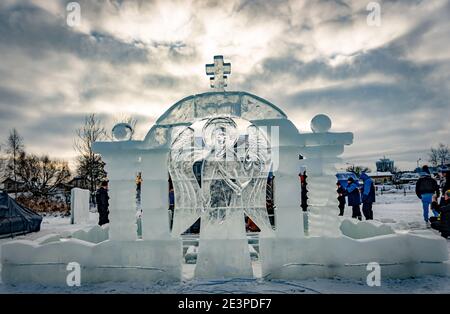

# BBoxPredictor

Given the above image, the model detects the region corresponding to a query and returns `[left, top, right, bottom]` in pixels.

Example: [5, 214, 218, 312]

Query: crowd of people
[415, 165, 450, 238]
[335, 165, 450, 238]
[94, 165, 450, 239]
[336, 172, 376, 221]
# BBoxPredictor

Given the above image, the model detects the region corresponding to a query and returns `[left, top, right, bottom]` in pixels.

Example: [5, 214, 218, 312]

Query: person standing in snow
[336, 181, 346, 216]
[415, 165, 440, 225]
[430, 190, 450, 238]
[96, 180, 110, 226]
[345, 177, 362, 220]
[360, 172, 376, 220]
[439, 169, 450, 206]
[300, 171, 308, 212]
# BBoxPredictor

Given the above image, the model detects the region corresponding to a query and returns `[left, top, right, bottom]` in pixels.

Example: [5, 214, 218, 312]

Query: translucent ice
[70, 188, 90, 224]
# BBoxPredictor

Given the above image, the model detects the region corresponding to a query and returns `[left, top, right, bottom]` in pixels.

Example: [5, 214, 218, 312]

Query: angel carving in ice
[169, 116, 273, 237]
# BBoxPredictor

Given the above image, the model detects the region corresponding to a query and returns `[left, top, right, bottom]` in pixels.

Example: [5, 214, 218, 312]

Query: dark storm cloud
[0, 86, 30, 106]
[0, 2, 148, 64]
[259, 47, 435, 83]
[284, 82, 436, 114]
[0, 85, 67, 113]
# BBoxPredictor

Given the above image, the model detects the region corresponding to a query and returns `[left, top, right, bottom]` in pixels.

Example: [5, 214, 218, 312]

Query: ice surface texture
[259, 233, 449, 280]
[169, 117, 272, 278]
[70, 188, 90, 224]
[170, 117, 273, 239]
[154, 92, 286, 129]
[1, 239, 182, 285]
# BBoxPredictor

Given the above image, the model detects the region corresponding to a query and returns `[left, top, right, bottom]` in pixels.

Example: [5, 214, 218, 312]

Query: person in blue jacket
[360, 172, 376, 220]
[345, 177, 362, 220]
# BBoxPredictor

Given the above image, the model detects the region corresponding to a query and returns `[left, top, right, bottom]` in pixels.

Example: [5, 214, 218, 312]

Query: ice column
[301, 115, 353, 237]
[274, 145, 305, 238]
[103, 152, 139, 241]
[140, 149, 171, 240]
[259, 121, 305, 238]
[70, 188, 90, 224]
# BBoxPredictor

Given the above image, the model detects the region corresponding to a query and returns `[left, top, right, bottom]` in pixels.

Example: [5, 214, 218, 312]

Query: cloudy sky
[0, 0, 449, 171]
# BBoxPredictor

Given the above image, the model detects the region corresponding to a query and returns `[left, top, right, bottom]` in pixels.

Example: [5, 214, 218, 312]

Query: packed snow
[1, 191, 449, 294]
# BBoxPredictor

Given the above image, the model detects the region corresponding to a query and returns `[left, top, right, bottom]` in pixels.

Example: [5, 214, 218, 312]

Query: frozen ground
[1, 192, 449, 294]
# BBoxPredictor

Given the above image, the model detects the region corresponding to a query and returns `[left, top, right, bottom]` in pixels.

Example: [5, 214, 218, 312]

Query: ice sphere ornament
[311, 114, 332, 133]
[112, 123, 133, 141]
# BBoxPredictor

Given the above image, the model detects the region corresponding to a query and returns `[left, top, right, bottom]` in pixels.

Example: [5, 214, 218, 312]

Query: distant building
[397, 172, 420, 184]
[376, 157, 395, 173]
[368, 172, 394, 184]
[1, 176, 86, 195]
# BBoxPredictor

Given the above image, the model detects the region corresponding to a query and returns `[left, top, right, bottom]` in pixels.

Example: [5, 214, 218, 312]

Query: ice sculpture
[169, 116, 273, 278]
[2, 55, 448, 285]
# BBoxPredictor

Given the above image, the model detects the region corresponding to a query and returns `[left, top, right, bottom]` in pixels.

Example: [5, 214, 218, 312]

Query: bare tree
[74, 114, 107, 200]
[429, 143, 450, 167]
[346, 165, 371, 176]
[15, 152, 71, 197]
[0, 144, 5, 180]
[5, 128, 25, 197]
[429, 149, 439, 167]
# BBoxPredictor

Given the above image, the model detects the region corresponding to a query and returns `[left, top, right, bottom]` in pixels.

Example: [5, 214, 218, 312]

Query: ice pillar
[103, 152, 139, 241]
[301, 115, 353, 237]
[273, 145, 304, 238]
[140, 150, 171, 240]
[302, 148, 343, 237]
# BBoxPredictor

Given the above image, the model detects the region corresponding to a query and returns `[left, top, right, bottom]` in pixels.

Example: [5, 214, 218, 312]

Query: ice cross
[205, 55, 231, 91]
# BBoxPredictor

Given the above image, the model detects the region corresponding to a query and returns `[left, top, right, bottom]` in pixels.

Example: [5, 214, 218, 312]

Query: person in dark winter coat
[345, 177, 362, 220]
[360, 172, 376, 220]
[430, 190, 450, 238]
[439, 170, 450, 206]
[415, 165, 440, 223]
[336, 182, 346, 216]
[300, 171, 308, 212]
[96, 180, 110, 226]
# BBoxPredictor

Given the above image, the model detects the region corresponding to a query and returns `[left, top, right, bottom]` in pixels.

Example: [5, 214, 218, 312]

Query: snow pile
[340, 219, 395, 239]
[69, 225, 109, 244]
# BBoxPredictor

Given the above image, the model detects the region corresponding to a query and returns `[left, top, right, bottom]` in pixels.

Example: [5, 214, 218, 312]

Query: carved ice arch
[142, 92, 288, 148]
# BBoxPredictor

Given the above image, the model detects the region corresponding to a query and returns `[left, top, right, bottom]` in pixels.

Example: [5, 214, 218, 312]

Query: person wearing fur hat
[360, 172, 376, 220]
[345, 177, 362, 220]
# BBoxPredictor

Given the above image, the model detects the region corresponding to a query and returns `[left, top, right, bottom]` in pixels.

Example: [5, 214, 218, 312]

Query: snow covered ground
[1, 192, 449, 294]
